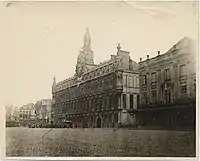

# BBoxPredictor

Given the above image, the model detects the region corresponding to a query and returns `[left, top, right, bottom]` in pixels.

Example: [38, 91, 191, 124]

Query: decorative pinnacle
[117, 43, 121, 51]
[84, 27, 91, 47]
[53, 76, 56, 85]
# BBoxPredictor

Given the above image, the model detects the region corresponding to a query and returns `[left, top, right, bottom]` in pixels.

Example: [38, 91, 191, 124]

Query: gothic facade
[52, 29, 139, 128]
[134, 37, 196, 128]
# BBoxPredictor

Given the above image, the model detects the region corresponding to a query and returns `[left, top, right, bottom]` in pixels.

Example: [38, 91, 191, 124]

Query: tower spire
[75, 28, 94, 77]
[84, 27, 91, 48]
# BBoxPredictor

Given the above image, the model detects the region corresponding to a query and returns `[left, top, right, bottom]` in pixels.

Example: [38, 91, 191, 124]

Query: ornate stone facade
[52, 29, 139, 128]
[135, 37, 196, 128]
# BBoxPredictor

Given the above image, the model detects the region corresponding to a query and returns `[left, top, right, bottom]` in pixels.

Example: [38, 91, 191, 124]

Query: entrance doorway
[96, 117, 101, 128]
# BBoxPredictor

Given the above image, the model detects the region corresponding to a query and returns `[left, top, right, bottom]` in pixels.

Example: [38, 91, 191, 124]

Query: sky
[0, 1, 198, 108]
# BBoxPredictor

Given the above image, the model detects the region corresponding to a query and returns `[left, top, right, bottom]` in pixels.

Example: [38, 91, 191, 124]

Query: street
[6, 128, 195, 157]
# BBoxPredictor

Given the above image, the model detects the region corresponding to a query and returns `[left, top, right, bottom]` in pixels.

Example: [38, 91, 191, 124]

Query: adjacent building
[19, 103, 35, 120]
[18, 103, 36, 126]
[5, 105, 20, 127]
[5, 105, 14, 122]
[52, 28, 140, 128]
[132, 37, 196, 128]
[12, 106, 20, 121]
[35, 99, 53, 124]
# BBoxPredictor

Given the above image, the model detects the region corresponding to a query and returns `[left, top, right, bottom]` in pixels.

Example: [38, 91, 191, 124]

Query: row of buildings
[6, 99, 53, 127]
[6, 105, 19, 122]
[52, 28, 196, 128]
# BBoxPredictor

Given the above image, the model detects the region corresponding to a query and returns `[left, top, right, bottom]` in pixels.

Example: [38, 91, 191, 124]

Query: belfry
[75, 28, 94, 77]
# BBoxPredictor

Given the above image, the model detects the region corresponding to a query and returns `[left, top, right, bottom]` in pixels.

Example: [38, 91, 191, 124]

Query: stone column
[157, 69, 161, 103]
[133, 94, 137, 109]
[147, 72, 151, 104]
[118, 94, 121, 109]
[120, 94, 123, 109]
[126, 94, 130, 110]
[122, 93, 126, 109]
[170, 65, 174, 103]
[187, 69, 195, 98]
[176, 65, 180, 99]
[118, 111, 122, 125]
[160, 68, 164, 103]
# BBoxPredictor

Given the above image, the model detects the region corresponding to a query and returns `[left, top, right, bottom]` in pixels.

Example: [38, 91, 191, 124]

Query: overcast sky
[0, 1, 198, 107]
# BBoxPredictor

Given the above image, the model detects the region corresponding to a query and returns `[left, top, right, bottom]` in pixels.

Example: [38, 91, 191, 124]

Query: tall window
[123, 75, 127, 86]
[143, 92, 147, 105]
[123, 94, 126, 109]
[151, 72, 157, 83]
[129, 77, 133, 87]
[164, 69, 170, 80]
[95, 98, 98, 111]
[114, 113, 118, 123]
[180, 85, 187, 98]
[165, 90, 171, 103]
[91, 99, 94, 111]
[99, 98, 102, 111]
[91, 115, 93, 122]
[112, 95, 116, 109]
[180, 65, 187, 77]
[136, 77, 139, 87]
[130, 94, 134, 109]
[151, 91, 157, 104]
[126, 75, 128, 86]
[108, 95, 112, 109]
[142, 75, 147, 85]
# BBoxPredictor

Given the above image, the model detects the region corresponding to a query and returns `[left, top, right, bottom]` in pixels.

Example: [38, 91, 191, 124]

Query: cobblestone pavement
[6, 128, 195, 157]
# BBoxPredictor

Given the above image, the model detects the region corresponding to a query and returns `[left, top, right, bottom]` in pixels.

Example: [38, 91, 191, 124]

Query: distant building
[5, 105, 14, 122]
[12, 106, 20, 121]
[35, 99, 52, 124]
[133, 37, 196, 128]
[52, 28, 139, 128]
[19, 103, 35, 121]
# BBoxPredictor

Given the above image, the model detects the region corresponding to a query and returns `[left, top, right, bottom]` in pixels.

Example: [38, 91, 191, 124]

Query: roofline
[138, 36, 191, 64]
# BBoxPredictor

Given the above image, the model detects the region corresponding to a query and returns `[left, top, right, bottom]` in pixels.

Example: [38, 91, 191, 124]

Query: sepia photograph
[1, 0, 198, 159]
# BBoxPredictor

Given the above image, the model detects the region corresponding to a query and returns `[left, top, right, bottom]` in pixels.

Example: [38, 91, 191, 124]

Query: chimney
[147, 55, 149, 60]
[158, 51, 160, 56]
[140, 58, 142, 62]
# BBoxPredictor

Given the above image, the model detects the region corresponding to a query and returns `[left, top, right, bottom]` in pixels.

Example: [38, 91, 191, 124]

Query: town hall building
[52, 28, 140, 128]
